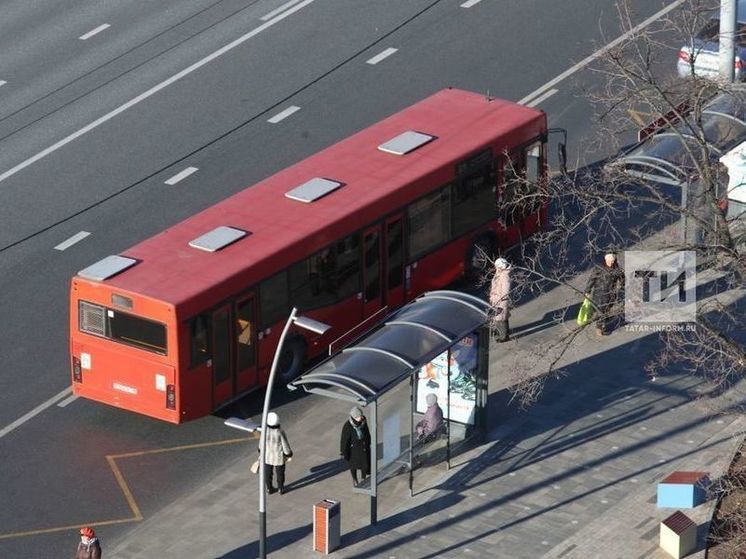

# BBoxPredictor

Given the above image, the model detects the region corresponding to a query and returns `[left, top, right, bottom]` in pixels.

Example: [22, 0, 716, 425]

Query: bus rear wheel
[276, 336, 307, 385]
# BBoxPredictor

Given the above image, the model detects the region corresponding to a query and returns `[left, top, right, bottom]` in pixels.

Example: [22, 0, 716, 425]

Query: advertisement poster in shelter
[416, 333, 477, 424]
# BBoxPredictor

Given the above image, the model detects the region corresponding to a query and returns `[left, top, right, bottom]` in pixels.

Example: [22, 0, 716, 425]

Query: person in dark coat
[340, 406, 371, 486]
[585, 252, 624, 335]
[74, 527, 102, 559]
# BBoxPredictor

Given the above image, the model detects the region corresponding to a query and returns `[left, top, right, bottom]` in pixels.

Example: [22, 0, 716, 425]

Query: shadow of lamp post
[225, 307, 330, 559]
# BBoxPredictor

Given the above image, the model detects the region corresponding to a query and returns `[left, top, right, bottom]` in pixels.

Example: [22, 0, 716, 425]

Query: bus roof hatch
[378, 131, 435, 155]
[78, 255, 138, 281]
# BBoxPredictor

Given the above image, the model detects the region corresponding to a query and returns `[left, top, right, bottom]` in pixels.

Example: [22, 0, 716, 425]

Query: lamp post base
[259, 509, 266, 558]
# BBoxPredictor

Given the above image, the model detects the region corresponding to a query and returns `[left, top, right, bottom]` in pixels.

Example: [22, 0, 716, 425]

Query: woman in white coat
[489, 257, 511, 342]
[259, 412, 293, 494]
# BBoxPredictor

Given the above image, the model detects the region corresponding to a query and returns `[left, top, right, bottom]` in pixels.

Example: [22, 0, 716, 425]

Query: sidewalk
[108, 273, 746, 559]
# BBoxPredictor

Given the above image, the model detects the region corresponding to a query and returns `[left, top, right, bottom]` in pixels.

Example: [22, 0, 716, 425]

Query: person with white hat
[340, 406, 371, 486]
[489, 257, 512, 342]
[259, 412, 293, 494]
[584, 252, 624, 336]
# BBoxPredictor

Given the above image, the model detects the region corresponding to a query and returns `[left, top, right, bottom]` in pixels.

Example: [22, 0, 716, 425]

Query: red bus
[70, 88, 550, 423]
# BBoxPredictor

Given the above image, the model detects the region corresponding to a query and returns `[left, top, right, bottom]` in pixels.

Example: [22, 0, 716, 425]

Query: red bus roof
[94, 89, 545, 312]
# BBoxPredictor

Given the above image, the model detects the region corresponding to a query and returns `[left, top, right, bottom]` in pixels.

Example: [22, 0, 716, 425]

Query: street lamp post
[227, 307, 329, 559]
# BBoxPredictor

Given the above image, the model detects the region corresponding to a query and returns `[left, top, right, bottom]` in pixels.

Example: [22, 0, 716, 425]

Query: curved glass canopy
[288, 290, 490, 403]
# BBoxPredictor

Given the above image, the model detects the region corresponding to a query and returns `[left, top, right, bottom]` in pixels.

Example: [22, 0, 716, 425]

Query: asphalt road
[0, 0, 679, 556]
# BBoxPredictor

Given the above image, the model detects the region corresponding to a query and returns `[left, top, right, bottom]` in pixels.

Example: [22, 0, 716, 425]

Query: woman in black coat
[340, 406, 371, 485]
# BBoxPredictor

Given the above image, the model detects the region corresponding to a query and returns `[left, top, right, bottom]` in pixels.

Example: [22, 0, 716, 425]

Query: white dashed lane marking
[79, 24, 110, 41]
[54, 231, 90, 251]
[267, 106, 300, 123]
[165, 166, 199, 185]
[366, 48, 398, 65]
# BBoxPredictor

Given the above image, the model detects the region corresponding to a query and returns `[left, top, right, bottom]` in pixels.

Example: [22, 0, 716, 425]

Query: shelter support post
[409, 373, 414, 497]
[370, 399, 378, 525]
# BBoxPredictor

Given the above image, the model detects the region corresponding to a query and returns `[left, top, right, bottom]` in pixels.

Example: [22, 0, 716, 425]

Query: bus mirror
[548, 128, 569, 177]
[558, 142, 568, 176]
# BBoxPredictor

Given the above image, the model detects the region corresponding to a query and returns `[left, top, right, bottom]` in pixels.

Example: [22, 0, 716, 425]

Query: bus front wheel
[276, 336, 307, 385]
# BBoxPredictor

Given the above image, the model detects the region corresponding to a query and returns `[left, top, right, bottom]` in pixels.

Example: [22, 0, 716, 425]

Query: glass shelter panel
[373, 377, 412, 497]
[412, 329, 486, 491]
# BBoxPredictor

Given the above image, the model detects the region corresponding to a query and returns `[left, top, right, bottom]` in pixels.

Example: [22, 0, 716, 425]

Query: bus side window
[310, 249, 337, 296]
[190, 314, 210, 368]
[452, 166, 494, 236]
[259, 271, 289, 328]
[336, 234, 361, 299]
[289, 251, 337, 311]
[407, 187, 451, 259]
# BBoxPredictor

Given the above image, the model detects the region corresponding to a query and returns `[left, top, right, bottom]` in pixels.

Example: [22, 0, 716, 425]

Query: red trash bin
[313, 499, 340, 554]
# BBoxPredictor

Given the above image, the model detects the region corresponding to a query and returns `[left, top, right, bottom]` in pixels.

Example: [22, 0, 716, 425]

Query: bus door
[211, 304, 235, 407]
[384, 215, 405, 309]
[235, 295, 258, 393]
[522, 142, 544, 236]
[362, 225, 383, 318]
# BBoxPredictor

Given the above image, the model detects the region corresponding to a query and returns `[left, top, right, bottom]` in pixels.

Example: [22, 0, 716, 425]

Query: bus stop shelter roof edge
[287, 290, 491, 404]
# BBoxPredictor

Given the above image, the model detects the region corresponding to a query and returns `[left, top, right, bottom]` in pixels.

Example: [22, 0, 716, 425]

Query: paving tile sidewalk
[108, 275, 746, 559]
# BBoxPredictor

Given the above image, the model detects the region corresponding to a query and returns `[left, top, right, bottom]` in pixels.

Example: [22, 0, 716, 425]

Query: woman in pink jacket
[489, 258, 511, 342]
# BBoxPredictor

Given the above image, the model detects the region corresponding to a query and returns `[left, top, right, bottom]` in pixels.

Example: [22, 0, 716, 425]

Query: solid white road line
[79, 24, 111, 41]
[526, 88, 558, 108]
[519, 0, 686, 106]
[56, 393, 79, 408]
[460, 0, 483, 8]
[267, 105, 300, 123]
[261, 0, 305, 21]
[54, 231, 91, 251]
[366, 48, 398, 65]
[0, 387, 71, 440]
[0, 0, 319, 186]
[165, 166, 199, 185]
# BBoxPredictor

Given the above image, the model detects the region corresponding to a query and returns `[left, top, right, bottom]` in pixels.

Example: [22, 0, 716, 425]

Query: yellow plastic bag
[576, 298, 594, 326]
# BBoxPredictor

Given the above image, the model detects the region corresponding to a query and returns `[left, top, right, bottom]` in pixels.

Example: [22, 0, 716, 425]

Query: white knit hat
[266, 412, 279, 427]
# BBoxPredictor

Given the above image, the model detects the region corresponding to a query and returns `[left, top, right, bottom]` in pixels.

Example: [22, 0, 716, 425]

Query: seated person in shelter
[416, 393, 444, 441]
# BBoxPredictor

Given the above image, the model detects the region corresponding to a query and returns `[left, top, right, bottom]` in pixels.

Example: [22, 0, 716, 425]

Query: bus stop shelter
[288, 290, 491, 524]
[607, 88, 746, 246]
